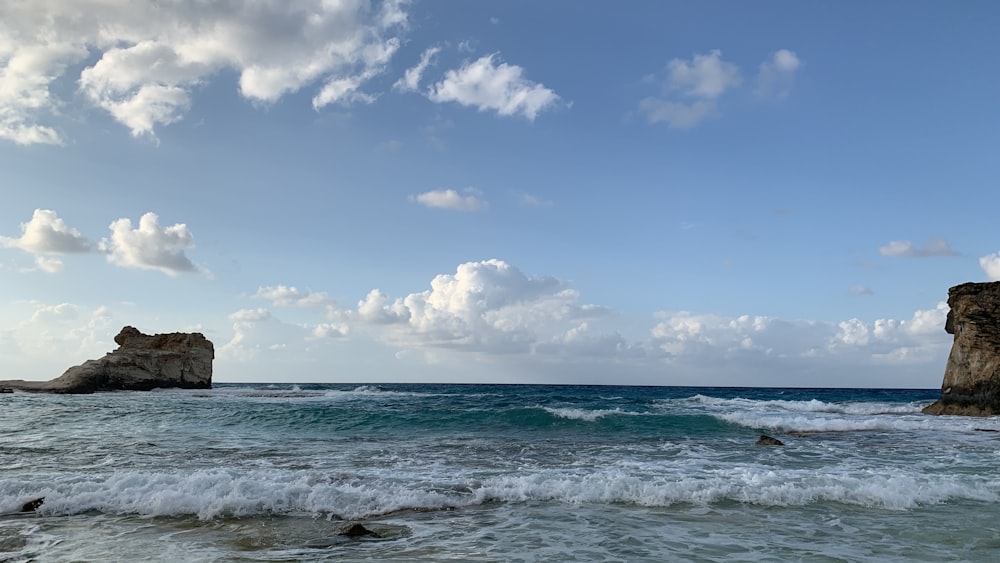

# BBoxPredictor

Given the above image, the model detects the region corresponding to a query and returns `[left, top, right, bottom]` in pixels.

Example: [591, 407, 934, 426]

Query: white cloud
[1, 0, 409, 142]
[411, 188, 488, 211]
[310, 322, 349, 339]
[756, 49, 802, 99]
[34, 256, 64, 273]
[0, 301, 117, 377]
[1, 209, 91, 254]
[349, 259, 606, 353]
[229, 308, 271, 323]
[357, 289, 410, 323]
[253, 285, 333, 308]
[981, 253, 1000, 281]
[31, 303, 79, 323]
[394, 46, 440, 92]
[650, 302, 950, 371]
[879, 237, 959, 258]
[640, 50, 740, 128]
[98, 212, 196, 276]
[666, 50, 742, 99]
[641, 49, 800, 128]
[428, 54, 561, 121]
[299, 260, 944, 386]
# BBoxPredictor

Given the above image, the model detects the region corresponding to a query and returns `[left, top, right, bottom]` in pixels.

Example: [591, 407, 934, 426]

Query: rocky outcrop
[923, 282, 1000, 416]
[0, 326, 213, 394]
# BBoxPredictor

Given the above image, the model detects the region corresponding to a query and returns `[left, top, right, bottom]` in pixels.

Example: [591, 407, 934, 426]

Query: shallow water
[3, 384, 1000, 561]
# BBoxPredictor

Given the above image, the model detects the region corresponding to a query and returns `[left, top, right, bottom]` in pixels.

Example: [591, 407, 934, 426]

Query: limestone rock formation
[923, 282, 1000, 416]
[0, 326, 213, 394]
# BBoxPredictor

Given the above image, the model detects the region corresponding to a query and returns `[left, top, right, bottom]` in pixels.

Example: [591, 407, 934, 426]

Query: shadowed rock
[0, 326, 213, 394]
[924, 282, 1000, 416]
[335, 523, 380, 538]
[755, 435, 784, 446]
[20, 498, 44, 512]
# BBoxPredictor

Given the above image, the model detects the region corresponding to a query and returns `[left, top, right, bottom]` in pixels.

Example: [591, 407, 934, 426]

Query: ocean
[2, 383, 999, 562]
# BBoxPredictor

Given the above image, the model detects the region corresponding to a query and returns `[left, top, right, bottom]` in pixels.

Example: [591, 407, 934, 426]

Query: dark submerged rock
[20, 498, 44, 512]
[755, 435, 784, 446]
[924, 282, 1000, 416]
[335, 523, 380, 538]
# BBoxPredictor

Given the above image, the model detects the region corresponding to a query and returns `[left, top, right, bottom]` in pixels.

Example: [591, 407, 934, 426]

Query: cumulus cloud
[981, 253, 1000, 281]
[428, 54, 561, 121]
[641, 49, 800, 128]
[394, 46, 441, 92]
[650, 302, 950, 368]
[879, 237, 959, 258]
[98, 212, 196, 276]
[215, 257, 954, 385]
[1, 209, 91, 255]
[411, 188, 488, 211]
[755, 49, 802, 99]
[351, 259, 607, 353]
[0, 0, 409, 142]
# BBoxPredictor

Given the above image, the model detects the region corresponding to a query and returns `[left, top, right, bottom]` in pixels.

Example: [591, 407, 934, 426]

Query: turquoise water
[3, 384, 1000, 561]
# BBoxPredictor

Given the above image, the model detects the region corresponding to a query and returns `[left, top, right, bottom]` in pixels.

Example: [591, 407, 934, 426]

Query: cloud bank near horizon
[214, 258, 953, 385]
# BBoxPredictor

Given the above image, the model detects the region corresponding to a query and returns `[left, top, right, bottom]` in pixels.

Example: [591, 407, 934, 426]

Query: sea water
[2, 384, 1000, 562]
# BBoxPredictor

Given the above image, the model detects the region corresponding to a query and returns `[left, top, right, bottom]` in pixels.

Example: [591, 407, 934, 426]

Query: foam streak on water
[3, 384, 999, 562]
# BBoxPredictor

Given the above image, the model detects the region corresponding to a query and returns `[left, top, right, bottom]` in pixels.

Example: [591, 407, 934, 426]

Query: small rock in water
[335, 523, 380, 538]
[20, 498, 44, 512]
[755, 435, 784, 446]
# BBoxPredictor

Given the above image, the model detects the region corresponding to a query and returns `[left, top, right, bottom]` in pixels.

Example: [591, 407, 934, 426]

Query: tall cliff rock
[923, 282, 1000, 416]
[1, 326, 213, 394]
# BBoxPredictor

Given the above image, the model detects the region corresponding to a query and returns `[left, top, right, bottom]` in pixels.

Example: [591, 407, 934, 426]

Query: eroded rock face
[0, 326, 213, 394]
[923, 282, 1000, 416]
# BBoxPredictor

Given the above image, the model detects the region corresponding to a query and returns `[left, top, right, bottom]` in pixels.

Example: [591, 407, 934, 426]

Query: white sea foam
[4, 463, 997, 520]
[543, 407, 630, 421]
[687, 394, 926, 415]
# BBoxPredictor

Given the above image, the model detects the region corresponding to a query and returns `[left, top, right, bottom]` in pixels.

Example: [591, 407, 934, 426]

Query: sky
[1, 0, 998, 388]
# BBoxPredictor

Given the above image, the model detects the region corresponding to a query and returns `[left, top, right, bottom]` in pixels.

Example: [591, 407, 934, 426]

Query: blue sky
[2, 0, 998, 387]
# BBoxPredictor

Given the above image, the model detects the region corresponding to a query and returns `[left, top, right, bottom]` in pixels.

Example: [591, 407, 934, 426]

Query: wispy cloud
[394, 47, 441, 93]
[411, 188, 488, 211]
[849, 285, 874, 296]
[755, 49, 802, 99]
[879, 237, 959, 258]
[641, 49, 801, 128]
[253, 286, 333, 308]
